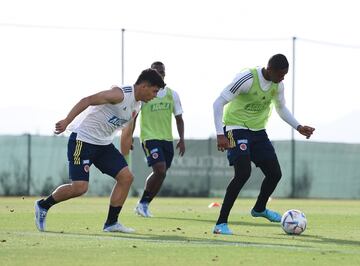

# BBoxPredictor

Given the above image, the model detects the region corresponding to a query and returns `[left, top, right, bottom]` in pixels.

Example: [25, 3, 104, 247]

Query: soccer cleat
[251, 208, 281, 222]
[213, 223, 233, 235]
[34, 200, 48, 232]
[103, 222, 135, 233]
[135, 202, 153, 217]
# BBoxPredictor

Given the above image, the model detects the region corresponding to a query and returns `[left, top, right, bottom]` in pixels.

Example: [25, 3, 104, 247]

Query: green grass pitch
[1, 197, 359, 265]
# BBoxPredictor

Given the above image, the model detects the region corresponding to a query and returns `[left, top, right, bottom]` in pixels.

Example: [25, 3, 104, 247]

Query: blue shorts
[67, 133, 128, 181]
[225, 129, 277, 166]
[142, 140, 174, 169]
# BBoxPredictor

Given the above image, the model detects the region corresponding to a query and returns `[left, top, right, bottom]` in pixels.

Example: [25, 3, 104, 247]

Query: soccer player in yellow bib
[212, 54, 315, 235]
[122, 61, 185, 217]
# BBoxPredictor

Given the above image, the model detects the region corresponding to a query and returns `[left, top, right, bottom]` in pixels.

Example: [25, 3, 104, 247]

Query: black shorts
[142, 140, 174, 169]
[67, 133, 128, 181]
[225, 129, 277, 166]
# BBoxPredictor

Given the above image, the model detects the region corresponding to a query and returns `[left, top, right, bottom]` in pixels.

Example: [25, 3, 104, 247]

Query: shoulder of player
[237, 68, 254, 79]
[163, 86, 181, 99]
[119, 85, 133, 94]
[228, 69, 254, 94]
[233, 69, 254, 86]
[107, 85, 134, 104]
[276, 82, 285, 92]
[109, 85, 132, 94]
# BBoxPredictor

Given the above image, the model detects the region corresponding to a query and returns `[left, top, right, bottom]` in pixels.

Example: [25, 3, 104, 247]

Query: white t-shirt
[71, 86, 141, 145]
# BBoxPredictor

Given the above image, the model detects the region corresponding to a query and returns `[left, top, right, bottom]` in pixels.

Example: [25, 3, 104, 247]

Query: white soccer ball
[281, 209, 307, 235]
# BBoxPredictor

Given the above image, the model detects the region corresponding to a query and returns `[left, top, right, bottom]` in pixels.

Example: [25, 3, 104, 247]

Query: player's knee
[234, 164, 251, 180]
[123, 173, 134, 185]
[116, 171, 134, 185]
[72, 182, 88, 196]
[275, 171, 282, 182]
[154, 169, 166, 179]
[271, 169, 282, 183]
[153, 164, 167, 179]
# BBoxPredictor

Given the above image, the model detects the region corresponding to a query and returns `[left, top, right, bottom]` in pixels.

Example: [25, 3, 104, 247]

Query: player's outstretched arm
[297, 125, 315, 139]
[54, 87, 124, 134]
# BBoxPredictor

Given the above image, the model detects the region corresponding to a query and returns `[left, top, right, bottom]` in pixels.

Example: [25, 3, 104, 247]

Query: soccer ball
[281, 209, 307, 235]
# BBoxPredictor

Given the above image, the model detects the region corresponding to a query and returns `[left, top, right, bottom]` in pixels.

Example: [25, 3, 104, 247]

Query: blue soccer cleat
[34, 200, 48, 232]
[251, 208, 281, 222]
[213, 223, 233, 235]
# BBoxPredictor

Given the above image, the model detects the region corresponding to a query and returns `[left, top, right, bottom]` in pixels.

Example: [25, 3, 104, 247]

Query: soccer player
[123, 61, 185, 217]
[34, 68, 165, 233]
[212, 54, 315, 235]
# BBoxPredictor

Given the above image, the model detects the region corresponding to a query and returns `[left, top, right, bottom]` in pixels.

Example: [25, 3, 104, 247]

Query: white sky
[1, 0, 360, 143]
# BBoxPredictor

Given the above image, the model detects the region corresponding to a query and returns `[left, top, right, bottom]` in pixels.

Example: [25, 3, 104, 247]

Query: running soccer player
[34, 68, 165, 233]
[212, 54, 315, 235]
[123, 61, 185, 217]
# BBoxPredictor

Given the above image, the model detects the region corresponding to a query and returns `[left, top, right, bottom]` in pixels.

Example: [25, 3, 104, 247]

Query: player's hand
[217, 134, 230, 152]
[176, 139, 185, 156]
[297, 125, 315, 139]
[54, 119, 69, 135]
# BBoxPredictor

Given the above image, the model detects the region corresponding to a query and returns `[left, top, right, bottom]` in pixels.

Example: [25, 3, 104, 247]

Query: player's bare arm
[175, 114, 185, 156]
[120, 120, 135, 155]
[55, 87, 124, 134]
[297, 125, 315, 139]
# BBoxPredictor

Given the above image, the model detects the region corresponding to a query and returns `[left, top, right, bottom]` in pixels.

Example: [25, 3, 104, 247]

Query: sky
[1, 0, 360, 143]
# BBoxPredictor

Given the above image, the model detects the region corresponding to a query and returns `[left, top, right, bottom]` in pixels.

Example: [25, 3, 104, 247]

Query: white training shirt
[151, 86, 183, 116]
[71, 86, 141, 145]
[213, 67, 300, 135]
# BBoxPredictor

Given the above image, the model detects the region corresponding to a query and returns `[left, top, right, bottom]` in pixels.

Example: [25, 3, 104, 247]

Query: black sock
[216, 158, 251, 225]
[253, 159, 282, 212]
[38, 195, 57, 210]
[105, 205, 122, 226]
[139, 190, 152, 204]
[216, 178, 243, 225]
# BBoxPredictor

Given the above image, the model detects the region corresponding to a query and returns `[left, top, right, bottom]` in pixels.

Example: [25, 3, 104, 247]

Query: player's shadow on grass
[289, 233, 360, 248]
[45, 230, 310, 249]
[154, 216, 279, 228]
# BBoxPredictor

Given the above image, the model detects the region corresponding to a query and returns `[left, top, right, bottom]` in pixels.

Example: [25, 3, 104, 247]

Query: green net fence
[1, 135, 359, 199]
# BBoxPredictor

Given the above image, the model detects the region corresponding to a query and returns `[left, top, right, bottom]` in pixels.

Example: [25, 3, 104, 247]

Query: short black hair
[135, 68, 165, 88]
[268, 54, 289, 70]
[151, 61, 165, 68]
